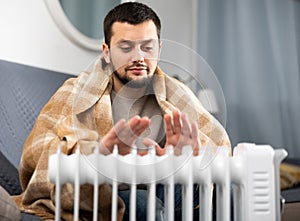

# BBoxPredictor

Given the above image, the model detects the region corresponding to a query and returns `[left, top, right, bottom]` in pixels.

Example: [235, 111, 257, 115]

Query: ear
[102, 43, 111, 63]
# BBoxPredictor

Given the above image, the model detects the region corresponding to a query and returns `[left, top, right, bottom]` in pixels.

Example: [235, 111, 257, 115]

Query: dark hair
[103, 2, 161, 46]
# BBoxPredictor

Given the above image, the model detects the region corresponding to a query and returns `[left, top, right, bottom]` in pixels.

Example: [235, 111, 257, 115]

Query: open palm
[144, 110, 200, 156]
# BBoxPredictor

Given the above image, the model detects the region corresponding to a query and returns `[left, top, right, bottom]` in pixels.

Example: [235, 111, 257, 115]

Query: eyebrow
[117, 39, 157, 45]
[117, 40, 134, 45]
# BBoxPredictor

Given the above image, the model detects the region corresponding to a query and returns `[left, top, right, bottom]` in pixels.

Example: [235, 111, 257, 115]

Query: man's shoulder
[44, 71, 91, 109]
[165, 75, 196, 98]
[60, 71, 90, 88]
[156, 69, 191, 90]
[52, 71, 93, 99]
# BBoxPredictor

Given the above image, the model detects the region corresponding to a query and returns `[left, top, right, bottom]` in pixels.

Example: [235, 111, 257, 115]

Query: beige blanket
[280, 163, 300, 190]
[13, 57, 231, 220]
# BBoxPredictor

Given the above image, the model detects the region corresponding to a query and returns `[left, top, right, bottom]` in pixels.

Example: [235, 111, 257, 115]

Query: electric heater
[48, 143, 287, 221]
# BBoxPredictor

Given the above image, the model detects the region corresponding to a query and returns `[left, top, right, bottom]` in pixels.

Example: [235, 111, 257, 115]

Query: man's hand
[143, 110, 200, 156]
[99, 116, 150, 155]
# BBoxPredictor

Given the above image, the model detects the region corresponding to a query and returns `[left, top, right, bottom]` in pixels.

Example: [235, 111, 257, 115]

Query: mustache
[124, 63, 149, 72]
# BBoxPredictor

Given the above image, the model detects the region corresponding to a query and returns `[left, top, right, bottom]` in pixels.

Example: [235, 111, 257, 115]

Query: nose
[130, 47, 145, 63]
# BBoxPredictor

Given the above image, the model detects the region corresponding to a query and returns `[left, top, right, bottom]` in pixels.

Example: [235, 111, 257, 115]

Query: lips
[125, 64, 149, 75]
[128, 67, 146, 75]
[129, 67, 146, 71]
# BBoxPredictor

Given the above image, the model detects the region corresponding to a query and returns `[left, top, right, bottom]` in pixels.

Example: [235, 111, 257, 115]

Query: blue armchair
[0, 59, 72, 220]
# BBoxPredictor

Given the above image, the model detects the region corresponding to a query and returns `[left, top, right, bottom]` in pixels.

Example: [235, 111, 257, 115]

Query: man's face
[102, 20, 161, 89]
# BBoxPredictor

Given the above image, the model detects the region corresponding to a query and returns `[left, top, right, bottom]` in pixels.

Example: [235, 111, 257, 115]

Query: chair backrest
[0, 59, 72, 169]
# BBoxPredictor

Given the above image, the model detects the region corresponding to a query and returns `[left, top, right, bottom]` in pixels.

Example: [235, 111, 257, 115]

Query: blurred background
[0, 0, 299, 158]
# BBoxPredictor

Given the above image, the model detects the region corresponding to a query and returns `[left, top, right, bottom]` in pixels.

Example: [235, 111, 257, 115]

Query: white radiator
[48, 143, 287, 221]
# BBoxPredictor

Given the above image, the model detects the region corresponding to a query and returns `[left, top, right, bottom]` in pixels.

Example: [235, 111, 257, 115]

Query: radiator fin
[48, 143, 287, 221]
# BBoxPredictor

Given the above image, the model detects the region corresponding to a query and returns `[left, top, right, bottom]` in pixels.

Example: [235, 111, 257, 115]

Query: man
[14, 2, 230, 220]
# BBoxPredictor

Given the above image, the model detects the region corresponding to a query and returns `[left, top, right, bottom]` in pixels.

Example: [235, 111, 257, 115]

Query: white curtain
[197, 0, 300, 156]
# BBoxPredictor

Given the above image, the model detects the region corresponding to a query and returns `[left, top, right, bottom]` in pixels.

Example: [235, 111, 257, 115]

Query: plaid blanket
[13, 57, 231, 220]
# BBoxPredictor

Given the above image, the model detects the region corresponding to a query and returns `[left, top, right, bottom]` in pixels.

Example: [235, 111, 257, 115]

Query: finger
[193, 147, 199, 156]
[109, 117, 140, 148]
[98, 141, 112, 155]
[181, 113, 191, 136]
[120, 116, 143, 140]
[99, 119, 126, 152]
[164, 114, 174, 137]
[191, 122, 200, 156]
[172, 110, 181, 134]
[118, 146, 132, 155]
[116, 116, 148, 147]
[173, 146, 182, 156]
[127, 115, 142, 132]
[143, 138, 165, 156]
[134, 117, 151, 135]
[191, 121, 198, 140]
[138, 151, 148, 156]
[112, 119, 127, 135]
[114, 118, 135, 139]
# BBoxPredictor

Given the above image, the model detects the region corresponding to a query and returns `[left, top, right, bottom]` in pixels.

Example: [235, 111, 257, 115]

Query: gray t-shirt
[110, 89, 165, 151]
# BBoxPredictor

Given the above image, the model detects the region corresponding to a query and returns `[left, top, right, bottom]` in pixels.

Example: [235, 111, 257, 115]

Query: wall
[142, 0, 198, 77]
[0, 0, 200, 75]
[0, 0, 100, 75]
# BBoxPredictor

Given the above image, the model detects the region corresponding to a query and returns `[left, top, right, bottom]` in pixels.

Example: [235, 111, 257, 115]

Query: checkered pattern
[13, 57, 231, 220]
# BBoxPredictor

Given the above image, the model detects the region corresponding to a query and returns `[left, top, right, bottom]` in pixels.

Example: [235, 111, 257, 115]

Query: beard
[113, 63, 154, 88]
